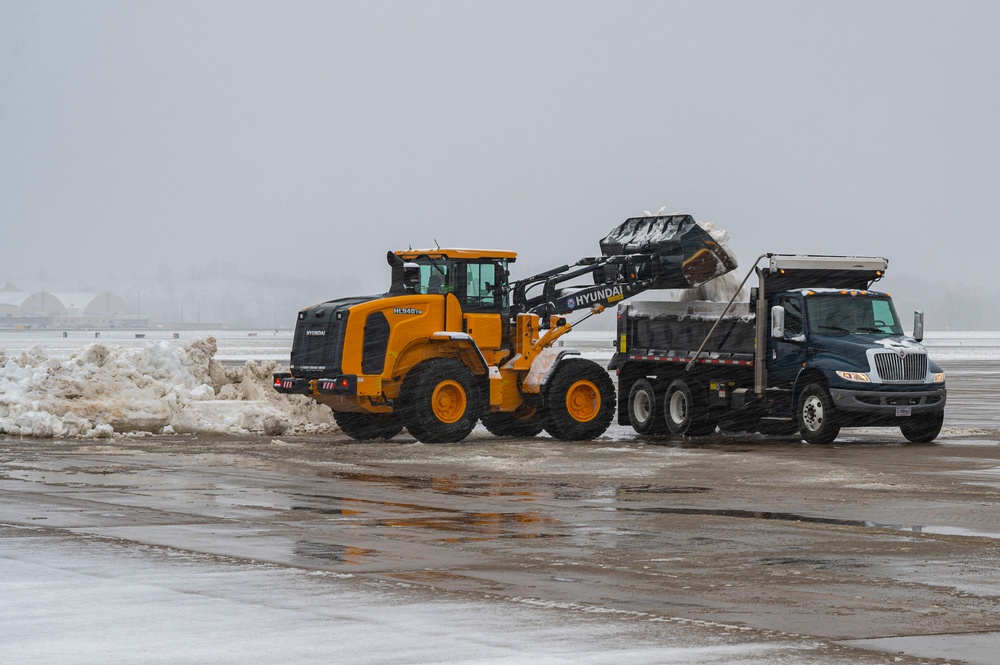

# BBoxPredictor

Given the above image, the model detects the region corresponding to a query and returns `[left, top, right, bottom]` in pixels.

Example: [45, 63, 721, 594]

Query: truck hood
[809, 333, 935, 371]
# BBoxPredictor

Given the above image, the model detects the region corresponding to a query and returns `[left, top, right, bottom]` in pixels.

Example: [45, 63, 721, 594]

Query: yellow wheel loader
[274, 215, 737, 443]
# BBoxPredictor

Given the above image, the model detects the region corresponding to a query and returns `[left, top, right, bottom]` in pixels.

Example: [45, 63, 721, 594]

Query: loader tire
[543, 358, 615, 441]
[333, 411, 403, 441]
[400, 359, 480, 443]
[482, 406, 545, 438]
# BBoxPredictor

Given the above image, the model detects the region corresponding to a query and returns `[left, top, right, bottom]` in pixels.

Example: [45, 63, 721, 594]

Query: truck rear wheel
[543, 358, 615, 441]
[628, 378, 668, 435]
[899, 411, 944, 443]
[797, 383, 841, 444]
[482, 406, 545, 438]
[333, 411, 403, 441]
[400, 359, 480, 443]
[664, 379, 716, 436]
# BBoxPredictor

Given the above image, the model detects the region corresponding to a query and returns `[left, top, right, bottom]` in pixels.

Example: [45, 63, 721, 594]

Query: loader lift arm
[511, 214, 738, 326]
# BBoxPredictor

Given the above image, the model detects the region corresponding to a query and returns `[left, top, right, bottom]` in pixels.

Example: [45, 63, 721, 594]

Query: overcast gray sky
[2, 1, 998, 316]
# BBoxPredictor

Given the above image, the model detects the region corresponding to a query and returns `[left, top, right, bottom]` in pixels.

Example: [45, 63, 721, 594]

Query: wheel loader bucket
[599, 214, 738, 289]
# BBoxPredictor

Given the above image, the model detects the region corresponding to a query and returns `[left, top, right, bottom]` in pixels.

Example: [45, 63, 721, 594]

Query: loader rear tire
[543, 358, 615, 441]
[400, 359, 480, 443]
[333, 411, 403, 441]
[482, 406, 545, 438]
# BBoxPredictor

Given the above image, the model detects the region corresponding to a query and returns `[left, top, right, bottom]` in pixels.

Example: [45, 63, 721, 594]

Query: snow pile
[0, 337, 335, 438]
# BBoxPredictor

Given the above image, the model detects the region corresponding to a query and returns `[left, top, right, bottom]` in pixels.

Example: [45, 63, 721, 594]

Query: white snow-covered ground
[0, 330, 333, 438]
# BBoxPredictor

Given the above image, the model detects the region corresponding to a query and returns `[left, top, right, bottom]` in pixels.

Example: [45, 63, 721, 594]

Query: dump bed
[620, 300, 756, 358]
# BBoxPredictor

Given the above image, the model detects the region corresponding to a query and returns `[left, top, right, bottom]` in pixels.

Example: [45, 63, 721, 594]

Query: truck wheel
[333, 411, 403, 441]
[628, 379, 668, 435]
[400, 359, 480, 443]
[664, 379, 716, 436]
[797, 383, 841, 444]
[482, 406, 545, 438]
[899, 411, 944, 443]
[543, 358, 615, 441]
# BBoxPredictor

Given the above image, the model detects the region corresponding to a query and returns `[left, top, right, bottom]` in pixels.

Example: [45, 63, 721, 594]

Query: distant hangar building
[0, 282, 130, 327]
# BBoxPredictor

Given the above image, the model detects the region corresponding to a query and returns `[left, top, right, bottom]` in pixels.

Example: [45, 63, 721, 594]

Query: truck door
[768, 294, 807, 387]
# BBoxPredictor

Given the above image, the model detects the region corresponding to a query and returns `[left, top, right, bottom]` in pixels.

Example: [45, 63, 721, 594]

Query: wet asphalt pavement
[3, 429, 1000, 662]
[2, 352, 1000, 663]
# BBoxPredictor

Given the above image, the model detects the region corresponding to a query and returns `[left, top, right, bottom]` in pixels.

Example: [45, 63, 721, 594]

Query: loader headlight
[836, 371, 871, 383]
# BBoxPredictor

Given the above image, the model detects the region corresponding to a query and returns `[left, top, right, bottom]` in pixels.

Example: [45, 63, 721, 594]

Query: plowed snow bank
[0, 337, 335, 438]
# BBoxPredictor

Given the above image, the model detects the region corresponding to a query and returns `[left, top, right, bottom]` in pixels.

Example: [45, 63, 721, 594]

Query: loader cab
[392, 249, 515, 310]
[391, 249, 517, 356]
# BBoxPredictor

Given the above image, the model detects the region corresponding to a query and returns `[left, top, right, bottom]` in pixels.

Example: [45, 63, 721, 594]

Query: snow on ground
[0, 337, 333, 438]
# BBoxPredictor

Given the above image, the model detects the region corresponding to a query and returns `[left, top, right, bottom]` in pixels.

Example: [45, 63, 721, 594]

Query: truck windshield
[805, 294, 903, 336]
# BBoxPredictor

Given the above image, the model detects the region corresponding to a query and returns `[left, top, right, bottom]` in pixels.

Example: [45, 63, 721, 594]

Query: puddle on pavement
[627, 506, 1000, 541]
[313, 469, 541, 499]
[293, 540, 376, 565]
[840, 631, 1000, 665]
[290, 492, 561, 542]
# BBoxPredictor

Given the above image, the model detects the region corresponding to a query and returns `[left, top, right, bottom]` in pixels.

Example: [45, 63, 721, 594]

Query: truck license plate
[896, 407, 912, 417]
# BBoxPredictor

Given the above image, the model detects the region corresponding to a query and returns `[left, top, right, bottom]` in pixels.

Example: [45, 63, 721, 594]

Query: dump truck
[613, 254, 947, 443]
[274, 215, 736, 443]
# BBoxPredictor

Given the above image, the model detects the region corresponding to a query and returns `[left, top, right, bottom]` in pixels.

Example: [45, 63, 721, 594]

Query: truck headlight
[836, 371, 871, 383]
[932, 372, 946, 383]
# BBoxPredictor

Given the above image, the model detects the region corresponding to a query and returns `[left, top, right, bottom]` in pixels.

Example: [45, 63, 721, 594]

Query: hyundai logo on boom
[574, 286, 624, 307]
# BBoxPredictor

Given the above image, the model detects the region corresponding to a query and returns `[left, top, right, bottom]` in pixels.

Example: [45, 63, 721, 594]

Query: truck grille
[873, 352, 927, 382]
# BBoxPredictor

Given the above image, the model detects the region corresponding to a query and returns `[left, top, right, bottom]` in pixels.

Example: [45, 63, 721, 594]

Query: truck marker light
[836, 371, 871, 382]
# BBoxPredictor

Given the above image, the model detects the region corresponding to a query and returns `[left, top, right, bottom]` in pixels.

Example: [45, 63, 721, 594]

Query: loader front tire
[543, 358, 615, 441]
[400, 359, 480, 443]
[333, 411, 403, 441]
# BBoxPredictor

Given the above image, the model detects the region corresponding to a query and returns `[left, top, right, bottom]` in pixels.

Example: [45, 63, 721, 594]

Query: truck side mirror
[913, 310, 924, 342]
[771, 305, 785, 339]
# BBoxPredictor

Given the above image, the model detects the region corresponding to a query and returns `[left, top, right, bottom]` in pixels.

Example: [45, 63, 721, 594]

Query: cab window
[777, 295, 803, 336]
[464, 261, 508, 312]
[417, 262, 454, 295]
